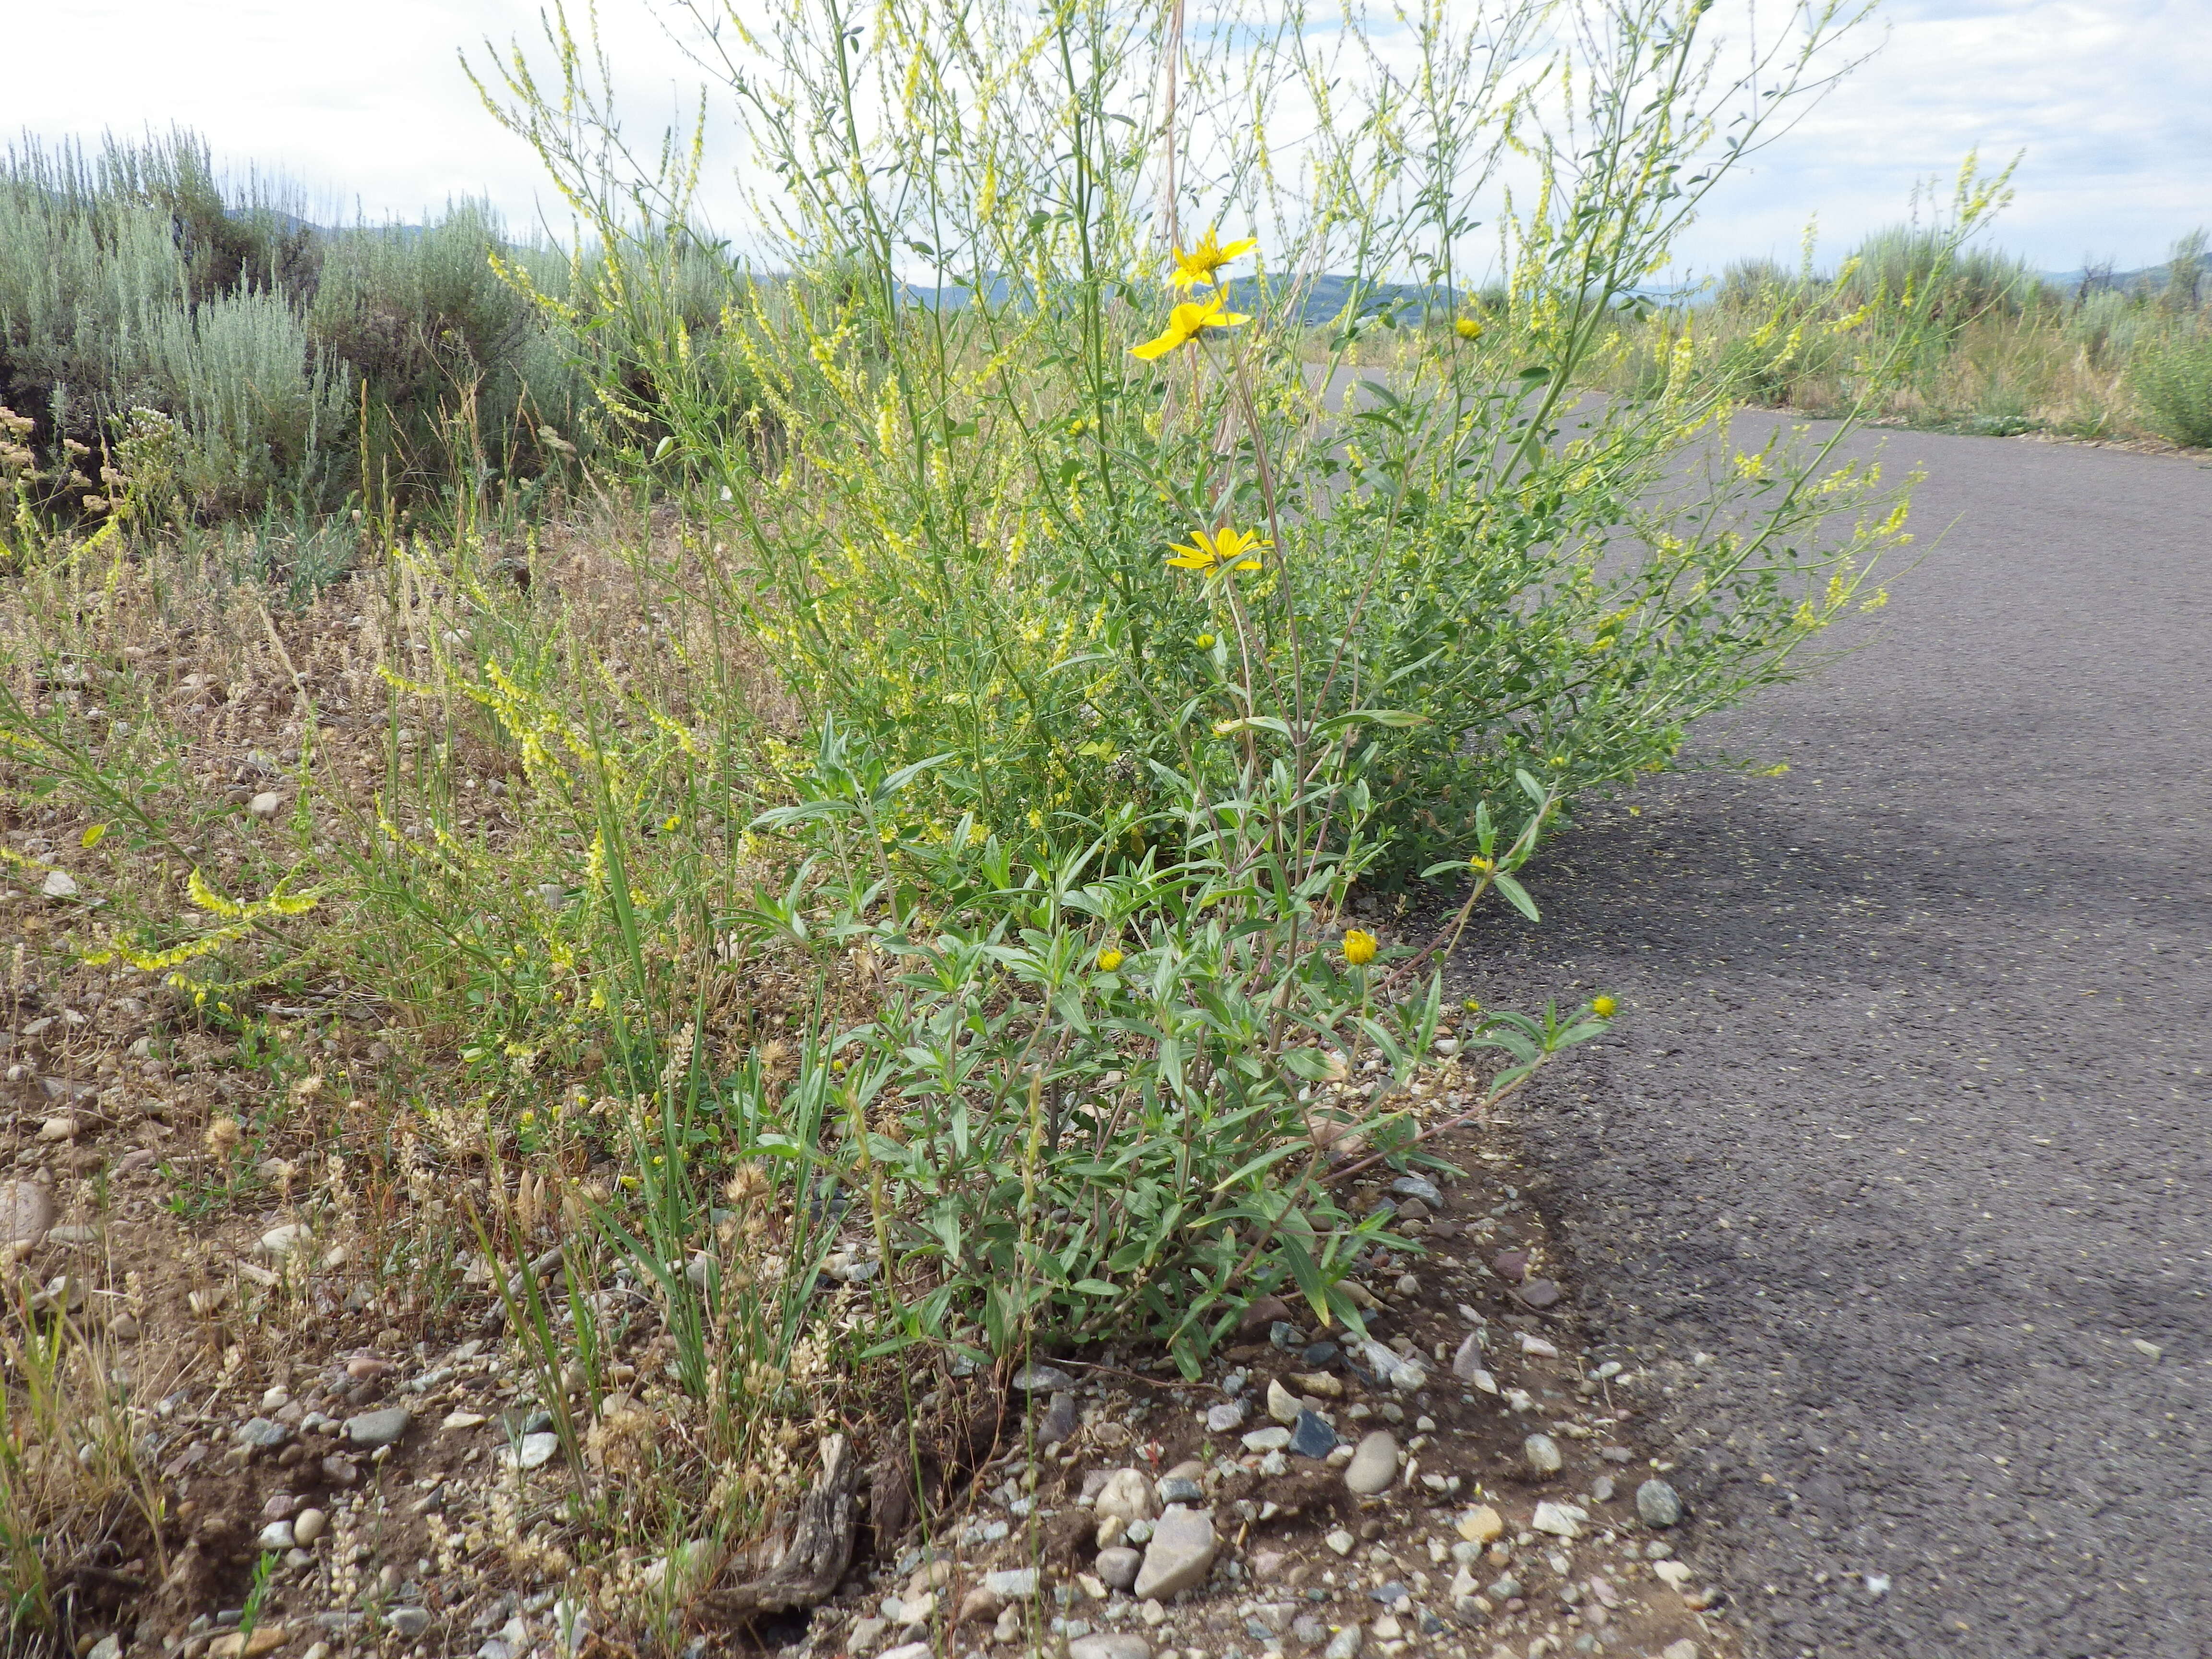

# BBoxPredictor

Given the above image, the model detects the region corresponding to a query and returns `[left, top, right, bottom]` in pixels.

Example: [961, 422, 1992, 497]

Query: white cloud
[10, 0, 2205, 271]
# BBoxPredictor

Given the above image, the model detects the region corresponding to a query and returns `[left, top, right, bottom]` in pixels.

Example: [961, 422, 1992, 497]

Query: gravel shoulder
[1451, 426, 2212, 1658]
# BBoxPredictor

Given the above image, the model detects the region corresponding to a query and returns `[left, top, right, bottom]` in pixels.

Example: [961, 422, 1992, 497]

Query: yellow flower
[1455, 316, 1483, 340]
[1166, 524, 1268, 573]
[1097, 948, 1124, 972]
[1342, 928, 1378, 967]
[1132, 293, 1250, 359]
[1461, 998, 1482, 1014]
[1170, 228, 1258, 290]
[1592, 996, 1617, 1018]
[1195, 633, 1215, 649]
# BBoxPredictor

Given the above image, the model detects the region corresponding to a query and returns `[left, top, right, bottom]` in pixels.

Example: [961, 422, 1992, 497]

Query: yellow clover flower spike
[1342, 927, 1378, 967]
[1166, 524, 1269, 572]
[1170, 228, 1259, 291]
[1131, 293, 1251, 360]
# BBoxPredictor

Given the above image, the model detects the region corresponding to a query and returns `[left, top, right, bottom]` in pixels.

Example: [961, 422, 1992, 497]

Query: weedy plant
[0, 0, 2021, 1639]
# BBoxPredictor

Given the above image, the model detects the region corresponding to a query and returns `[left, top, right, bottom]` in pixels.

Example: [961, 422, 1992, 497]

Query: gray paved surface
[1452, 427, 2212, 1659]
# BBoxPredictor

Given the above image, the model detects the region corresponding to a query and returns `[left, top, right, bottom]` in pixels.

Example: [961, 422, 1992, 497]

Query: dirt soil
[1450, 423, 2212, 1659]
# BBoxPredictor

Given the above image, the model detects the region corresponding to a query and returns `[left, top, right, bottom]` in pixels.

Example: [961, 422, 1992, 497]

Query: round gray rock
[345, 1406, 413, 1448]
[1637, 1479, 1683, 1528]
[1094, 1545, 1142, 1591]
[1344, 1430, 1400, 1495]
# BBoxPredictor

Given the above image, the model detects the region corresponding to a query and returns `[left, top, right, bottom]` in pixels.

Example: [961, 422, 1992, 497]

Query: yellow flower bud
[1097, 949, 1124, 973]
[1342, 928, 1378, 967]
[1592, 996, 1616, 1018]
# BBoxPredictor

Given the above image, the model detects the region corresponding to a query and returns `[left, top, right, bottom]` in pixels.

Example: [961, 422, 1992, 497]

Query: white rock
[258, 1224, 311, 1258]
[1132, 1506, 1216, 1600]
[0, 1181, 55, 1247]
[293, 1507, 327, 1544]
[249, 791, 284, 818]
[1267, 1378, 1303, 1425]
[1531, 1501, 1587, 1539]
[40, 870, 79, 900]
[1343, 1431, 1399, 1495]
[1525, 1434, 1563, 1475]
[256, 1520, 296, 1551]
[1094, 1467, 1155, 1528]
[1324, 1623, 1363, 1659]
[983, 1568, 1037, 1600]
[1242, 1426, 1292, 1452]
[1653, 1560, 1693, 1589]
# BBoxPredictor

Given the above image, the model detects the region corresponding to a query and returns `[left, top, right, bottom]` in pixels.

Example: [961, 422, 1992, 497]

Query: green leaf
[1492, 870, 1540, 922]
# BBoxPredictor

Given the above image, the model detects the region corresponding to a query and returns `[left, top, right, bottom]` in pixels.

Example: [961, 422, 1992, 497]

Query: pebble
[1324, 1528, 1355, 1556]
[1267, 1378, 1303, 1425]
[1012, 1362, 1075, 1393]
[879, 1644, 932, 1659]
[1207, 1400, 1249, 1434]
[1289, 1410, 1339, 1459]
[1294, 1370, 1342, 1398]
[293, 1508, 327, 1545]
[249, 790, 284, 818]
[1518, 1333, 1559, 1358]
[40, 869, 79, 900]
[1270, 1321, 1304, 1351]
[1039, 1391, 1080, 1446]
[1591, 1476, 1615, 1503]
[1067, 1637, 1151, 1659]
[512, 1432, 560, 1470]
[1524, 1433, 1563, 1476]
[385, 1608, 432, 1640]
[321, 1455, 361, 1487]
[1094, 1546, 1142, 1591]
[1661, 1643, 1700, 1659]
[1531, 1501, 1586, 1539]
[1132, 1505, 1216, 1600]
[1343, 1431, 1399, 1495]
[4, 1178, 59, 1246]
[258, 1224, 311, 1258]
[1491, 1250, 1528, 1282]
[1518, 1279, 1563, 1309]
[1390, 1176, 1443, 1208]
[237, 1418, 291, 1450]
[1238, 1295, 1294, 1334]
[1302, 1341, 1340, 1368]
[1094, 1468, 1155, 1528]
[345, 1407, 411, 1448]
[255, 1519, 296, 1550]
[1243, 1426, 1292, 1453]
[1455, 1506, 1504, 1545]
[1637, 1479, 1683, 1527]
[1394, 1274, 1420, 1298]
[1155, 1475, 1204, 1506]
[443, 1411, 488, 1431]
[1324, 1623, 1364, 1659]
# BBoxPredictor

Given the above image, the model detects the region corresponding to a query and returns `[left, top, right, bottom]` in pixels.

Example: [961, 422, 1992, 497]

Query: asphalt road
[1451, 425, 2212, 1659]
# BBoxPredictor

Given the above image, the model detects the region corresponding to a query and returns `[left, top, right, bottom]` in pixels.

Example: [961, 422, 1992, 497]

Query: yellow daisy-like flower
[1455, 316, 1483, 340]
[1166, 524, 1269, 573]
[1195, 633, 1215, 649]
[1097, 948, 1124, 972]
[1170, 228, 1258, 290]
[1592, 995, 1617, 1018]
[1132, 292, 1250, 360]
[1342, 928, 1378, 967]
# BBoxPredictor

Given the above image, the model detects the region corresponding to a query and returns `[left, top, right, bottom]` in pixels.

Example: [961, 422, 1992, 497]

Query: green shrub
[2129, 333, 2212, 448]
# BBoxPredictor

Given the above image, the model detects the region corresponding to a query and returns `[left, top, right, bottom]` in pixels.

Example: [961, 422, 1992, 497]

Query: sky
[9, 0, 2206, 276]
